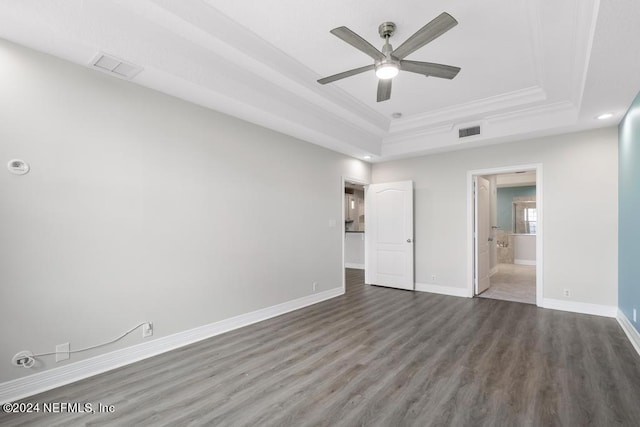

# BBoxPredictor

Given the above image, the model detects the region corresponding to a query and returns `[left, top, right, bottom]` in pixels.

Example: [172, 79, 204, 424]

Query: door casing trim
[466, 164, 543, 306]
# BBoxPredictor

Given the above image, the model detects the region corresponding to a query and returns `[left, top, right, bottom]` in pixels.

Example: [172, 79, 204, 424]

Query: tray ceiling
[0, 0, 638, 161]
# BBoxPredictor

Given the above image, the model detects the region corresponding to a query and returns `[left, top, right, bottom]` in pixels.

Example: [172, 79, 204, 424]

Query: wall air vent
[90, 53, 143, 80]
[458, 125, 481, 139]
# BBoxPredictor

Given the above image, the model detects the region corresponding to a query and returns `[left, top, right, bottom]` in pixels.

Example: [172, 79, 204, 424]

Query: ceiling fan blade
[392, 12, 458, 60]
[317, 64, 375, 84]
[377, 79, 392, 102]
[330, 27, 386, 61]
[400, 60, 460, 79]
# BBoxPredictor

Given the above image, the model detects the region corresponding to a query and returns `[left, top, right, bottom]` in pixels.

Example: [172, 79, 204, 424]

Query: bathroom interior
[479, 171, 537, 305]
[344, 182, 365, 278]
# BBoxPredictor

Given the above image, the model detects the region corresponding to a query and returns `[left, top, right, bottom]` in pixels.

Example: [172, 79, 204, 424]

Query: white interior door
[475, 176, 490, 294]
[365, 181, 414, 290]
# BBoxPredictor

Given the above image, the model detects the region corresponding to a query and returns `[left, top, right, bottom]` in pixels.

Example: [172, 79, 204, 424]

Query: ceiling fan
[317, 12, 461, 102]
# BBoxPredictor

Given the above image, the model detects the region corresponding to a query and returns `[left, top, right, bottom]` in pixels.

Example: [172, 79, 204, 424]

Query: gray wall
[0, 39, 370, 382]
[373, 127, 618, 305]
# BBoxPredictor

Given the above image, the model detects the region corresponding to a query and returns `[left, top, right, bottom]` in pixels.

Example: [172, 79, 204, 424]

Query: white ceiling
[0, 0, 638, 161]
[495, 172, 537, 188]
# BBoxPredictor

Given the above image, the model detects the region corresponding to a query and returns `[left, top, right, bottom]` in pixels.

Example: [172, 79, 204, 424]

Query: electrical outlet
[142, 322, 153, 338]
[431, 275, 437, 282]
[563, 289, 570, 297]
[312, 282, 318, 292]
[12, 350, 34, 368]
[634, 308, 637, 323]
[55, 342, 70, 362]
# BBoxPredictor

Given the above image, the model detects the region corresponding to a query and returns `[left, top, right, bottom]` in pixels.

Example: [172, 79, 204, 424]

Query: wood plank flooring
[2, 269, 640, 426]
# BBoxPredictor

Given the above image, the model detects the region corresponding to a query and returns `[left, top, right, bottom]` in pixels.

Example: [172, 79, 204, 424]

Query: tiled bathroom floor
[478, 263, 536, 304]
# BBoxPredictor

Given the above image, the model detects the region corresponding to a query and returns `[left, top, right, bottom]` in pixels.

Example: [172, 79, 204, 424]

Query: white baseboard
[541, 298, 617, 318]
[415, 283, 470, 298]
[490, 266, 498, 277]
[514, 259, 536, 266]
[0, 287, 343, 404]
[617, 309, 640, 357]
[345, 263, 364, 270]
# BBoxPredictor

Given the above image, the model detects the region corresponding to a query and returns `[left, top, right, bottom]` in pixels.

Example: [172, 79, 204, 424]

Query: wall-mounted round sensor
[7, 159, 30, 175]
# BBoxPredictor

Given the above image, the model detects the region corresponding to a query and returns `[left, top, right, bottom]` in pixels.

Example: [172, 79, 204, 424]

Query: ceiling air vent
[458, 125, 481, 139]
[90, 53, 143, 80]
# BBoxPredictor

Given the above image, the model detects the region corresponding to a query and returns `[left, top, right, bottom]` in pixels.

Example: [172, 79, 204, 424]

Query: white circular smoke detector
[7, 159, 30, 175]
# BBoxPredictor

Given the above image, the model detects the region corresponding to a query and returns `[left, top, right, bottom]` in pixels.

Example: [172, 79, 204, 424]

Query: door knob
[407, 238, 412, 243]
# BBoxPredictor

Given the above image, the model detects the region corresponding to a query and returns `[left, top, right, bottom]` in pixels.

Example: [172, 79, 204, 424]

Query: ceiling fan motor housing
[378, 22, 396, 39]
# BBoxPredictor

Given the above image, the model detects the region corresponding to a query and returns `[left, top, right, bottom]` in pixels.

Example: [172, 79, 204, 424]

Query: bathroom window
[524, 208, 537, 234]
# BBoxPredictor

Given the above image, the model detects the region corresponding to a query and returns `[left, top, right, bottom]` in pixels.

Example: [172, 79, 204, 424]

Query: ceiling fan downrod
[376, 22, 398, 80]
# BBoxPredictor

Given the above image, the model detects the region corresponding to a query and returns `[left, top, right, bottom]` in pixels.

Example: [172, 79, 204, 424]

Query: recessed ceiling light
[363, 155, 372, 160]
[597, 113, 613, 120]
[391, 112, 403, 119]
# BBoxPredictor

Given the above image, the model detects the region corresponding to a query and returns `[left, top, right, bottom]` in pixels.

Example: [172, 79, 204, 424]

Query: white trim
[0, 287, 343, 404]
[387, 87, 546, 135]
[535, 167, 543, 307]
[617, 309, 640, 357]
[541, 298, 617, 318]
[514, 259, 536, 266]
[364, 185, 372, 285]
[473, 175, 479, 294]
[345, 263, 364, 270]
[415, 283, 471, 298]
[489, 266, 499, 277]
[467, 163, 543, 307]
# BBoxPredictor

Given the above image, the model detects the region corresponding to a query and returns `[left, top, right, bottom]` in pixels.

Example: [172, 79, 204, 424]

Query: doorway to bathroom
[343, 178, 367, 293]
[468, 165, 543, 306]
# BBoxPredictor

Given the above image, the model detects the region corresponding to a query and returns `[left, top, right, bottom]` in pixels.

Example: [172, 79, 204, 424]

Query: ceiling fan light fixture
[375, 63, 399, 80]
[318, 13, 460, 101]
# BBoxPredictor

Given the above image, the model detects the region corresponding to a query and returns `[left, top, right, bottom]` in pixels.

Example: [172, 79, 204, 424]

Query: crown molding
[381, 101, 578, 159]
[525, 0, 546, 88]
[0, 0, 603, 161]
[386, 86, 547, 138]
[569, 0, 601, 109]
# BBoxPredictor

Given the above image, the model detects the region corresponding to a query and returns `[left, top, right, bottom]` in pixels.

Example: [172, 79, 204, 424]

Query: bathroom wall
[513, 234, 536, 265]
[497, 186, 536, 231]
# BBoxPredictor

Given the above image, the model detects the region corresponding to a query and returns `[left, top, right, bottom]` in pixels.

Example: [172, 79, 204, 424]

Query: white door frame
[342, 176, 369, 294]
[466, 164, 543, 306]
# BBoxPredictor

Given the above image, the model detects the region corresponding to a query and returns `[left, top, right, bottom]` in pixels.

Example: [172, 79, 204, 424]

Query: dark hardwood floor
[2, 269, 640, 426]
